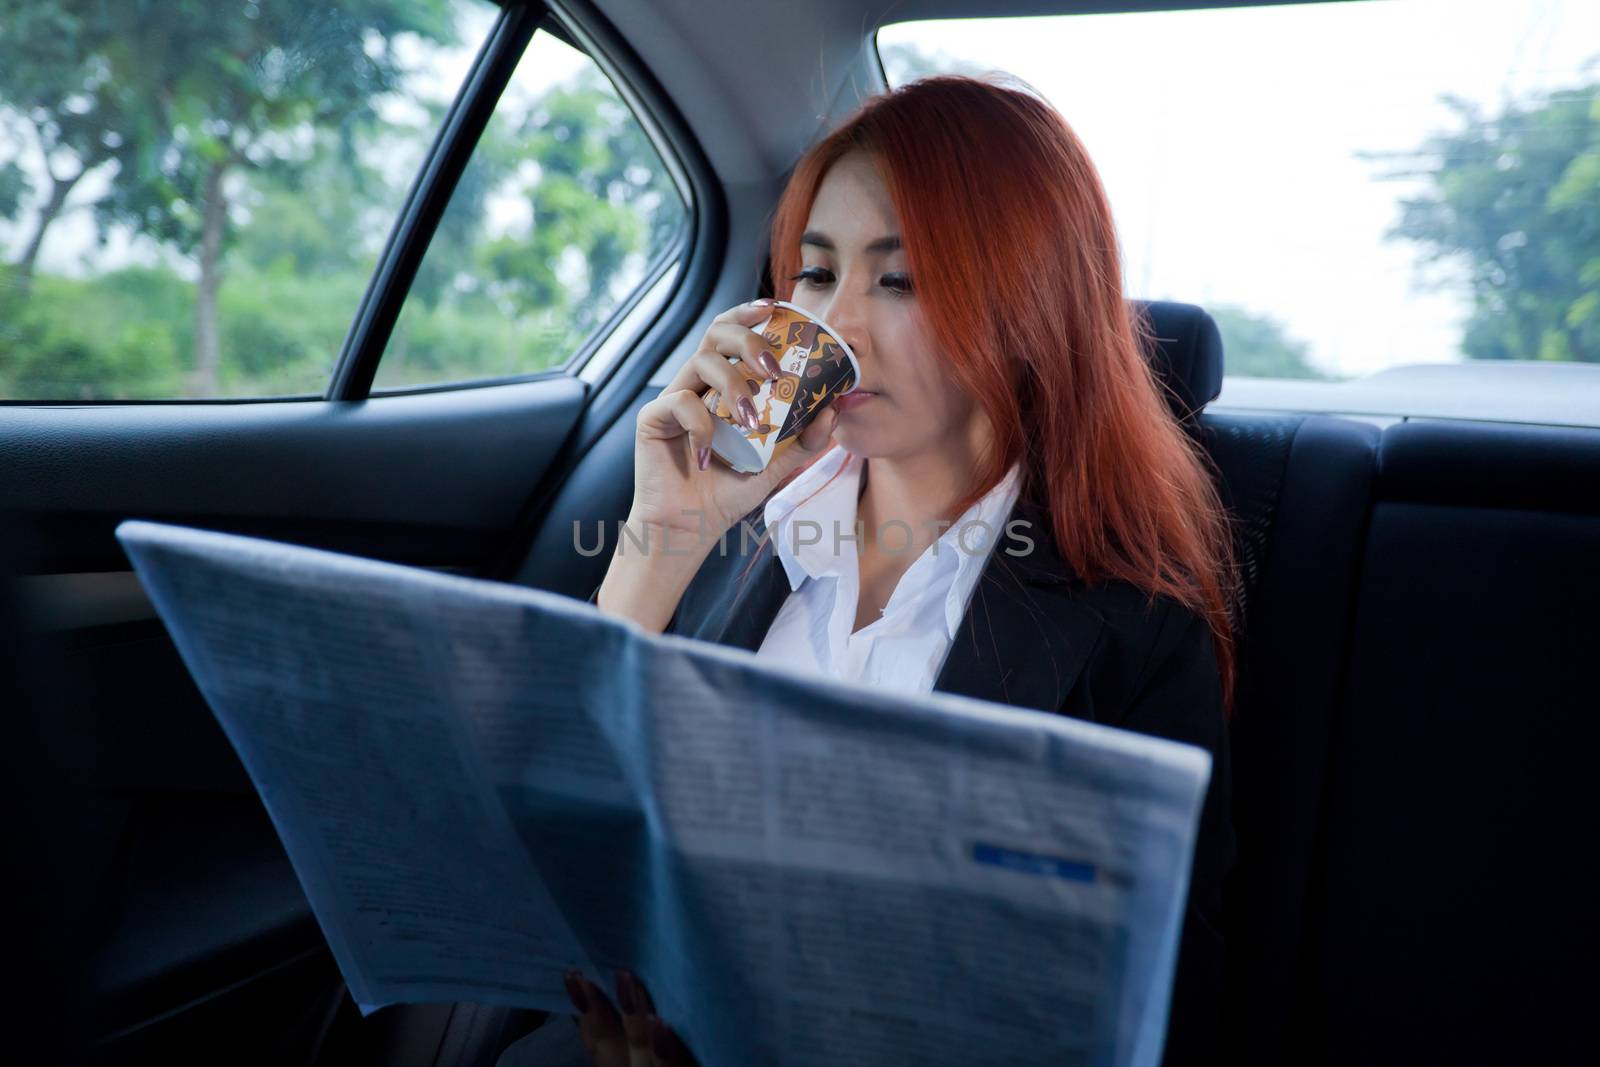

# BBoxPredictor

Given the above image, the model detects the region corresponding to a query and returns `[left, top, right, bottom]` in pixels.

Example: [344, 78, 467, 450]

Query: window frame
[328, 0, 544, 400]
[363, 0, 700, 399]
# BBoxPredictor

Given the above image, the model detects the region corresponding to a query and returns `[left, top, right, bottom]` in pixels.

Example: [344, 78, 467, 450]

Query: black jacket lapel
[708, 545, 791, 652]
[672, 512, 793, 653]
[933, 498, 1106, 714]
[678, 499, 1107, 717]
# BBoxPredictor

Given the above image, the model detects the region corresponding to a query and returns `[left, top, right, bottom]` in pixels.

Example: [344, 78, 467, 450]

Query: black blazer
[666, 497, 1234, 1066]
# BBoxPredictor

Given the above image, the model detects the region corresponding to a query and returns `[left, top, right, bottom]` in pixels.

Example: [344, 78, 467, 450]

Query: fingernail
[737, 395, 760, 431]
[751, 297, 774, 307]
[615, 970, 638, 1013]
[563, 969, 589, 1013]
[758, 352, 781, 380]
[697, 446, 710, 471]
[649, 1017, 674, 1059]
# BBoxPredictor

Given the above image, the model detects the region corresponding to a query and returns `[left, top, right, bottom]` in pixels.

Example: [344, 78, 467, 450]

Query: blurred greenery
[378, 64, 685, 390]
[886, 36, 1600, 375]
[0, 1, 685, 400]
[1208, 304, 1326, 379]
[1367, 82, 1600, 363]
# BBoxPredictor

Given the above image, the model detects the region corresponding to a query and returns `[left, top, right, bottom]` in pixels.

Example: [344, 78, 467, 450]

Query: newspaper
[116, 520, 1211, 1067]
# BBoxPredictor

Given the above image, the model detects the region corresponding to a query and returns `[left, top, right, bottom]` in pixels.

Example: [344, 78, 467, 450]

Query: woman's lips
[832, 389, 878, 413]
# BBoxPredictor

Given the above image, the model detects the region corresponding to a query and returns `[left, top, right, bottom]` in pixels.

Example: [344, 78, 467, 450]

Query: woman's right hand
[629, 299, 840, 545]
[564, 969, 697, 1067]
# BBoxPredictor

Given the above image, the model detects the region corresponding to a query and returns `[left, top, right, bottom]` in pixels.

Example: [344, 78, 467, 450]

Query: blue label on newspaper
[972, 843, 1096, 883]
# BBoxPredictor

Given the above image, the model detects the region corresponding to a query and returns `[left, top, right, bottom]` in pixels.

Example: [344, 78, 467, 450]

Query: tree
[476, 65, 684, 339]
[0, 1, 144, 290]
[0, 160, 27, 225]
[1207, 304, 1327, 379]
[89, 0, 456, 393]
[373, 63, 690, 387]
[1363, 77, 1600, 363]
[230, 128, 396, 279]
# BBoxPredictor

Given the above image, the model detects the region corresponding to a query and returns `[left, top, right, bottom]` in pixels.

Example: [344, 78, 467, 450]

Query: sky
[880, 0, 1600, 378]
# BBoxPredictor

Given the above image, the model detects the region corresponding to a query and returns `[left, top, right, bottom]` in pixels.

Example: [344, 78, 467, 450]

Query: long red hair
[767, 74, 1239, 711]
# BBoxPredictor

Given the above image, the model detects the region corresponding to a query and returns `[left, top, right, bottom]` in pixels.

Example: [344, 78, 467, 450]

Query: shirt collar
[763, 446, 863, 592]
[762, 450, 1025, 639]
[938, 462, 1022, 638]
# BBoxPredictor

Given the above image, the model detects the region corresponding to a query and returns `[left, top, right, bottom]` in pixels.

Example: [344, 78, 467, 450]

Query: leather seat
[1308, 420, 1600, 1065]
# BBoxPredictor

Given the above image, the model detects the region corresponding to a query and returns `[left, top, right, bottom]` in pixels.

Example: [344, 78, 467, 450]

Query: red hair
[767, 75, 1239, 711]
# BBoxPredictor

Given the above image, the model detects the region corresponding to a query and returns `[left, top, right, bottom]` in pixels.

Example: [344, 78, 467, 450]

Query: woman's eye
[881, 272, 913, 296]
[790, 268, 833, 287]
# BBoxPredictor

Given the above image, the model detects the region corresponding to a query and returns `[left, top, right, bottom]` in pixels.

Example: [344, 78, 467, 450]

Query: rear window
[879, 1, 1600, 384]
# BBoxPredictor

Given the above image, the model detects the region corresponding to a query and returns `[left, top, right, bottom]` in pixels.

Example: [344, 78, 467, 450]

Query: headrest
[1130, 300, 1225, 426]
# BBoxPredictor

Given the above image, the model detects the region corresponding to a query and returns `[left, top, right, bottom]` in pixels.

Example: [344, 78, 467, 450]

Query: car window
[0, 0, 514, 401]
[373, 26, 689, 392]
[879, 0, 1600, 383]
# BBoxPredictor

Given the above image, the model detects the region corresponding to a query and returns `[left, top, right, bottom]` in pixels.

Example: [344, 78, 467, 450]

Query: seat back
[1308, 420, 1600, 1065]
[1203, 411, 1379, 1063]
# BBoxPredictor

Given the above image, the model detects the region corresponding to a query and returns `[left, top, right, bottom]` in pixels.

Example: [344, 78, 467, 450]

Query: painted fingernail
[615, 970, 638, 1013]
[758, 352, 781, 380]
[737, 395, 760, 430]
[751, 297, 774, 307]
[649, 1017, 674, 1059]
[697, 446, 710, 471]
[563, 970, 589, 1013]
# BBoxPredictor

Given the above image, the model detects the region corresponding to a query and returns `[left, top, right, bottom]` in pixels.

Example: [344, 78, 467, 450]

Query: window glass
[374, 29, 689, 391]
[879, 1, 1600, 381]
[0, 0, 498, 400]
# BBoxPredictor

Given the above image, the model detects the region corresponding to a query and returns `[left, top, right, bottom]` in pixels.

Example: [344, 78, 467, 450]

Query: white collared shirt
[755, 448, 1023, 695]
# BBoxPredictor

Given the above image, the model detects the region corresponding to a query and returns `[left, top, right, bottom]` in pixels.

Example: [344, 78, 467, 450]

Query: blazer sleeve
[1112, 600, 1235, 1067]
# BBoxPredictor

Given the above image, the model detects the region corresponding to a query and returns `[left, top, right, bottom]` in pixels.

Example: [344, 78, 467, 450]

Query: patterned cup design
[703, 302, 859, 473]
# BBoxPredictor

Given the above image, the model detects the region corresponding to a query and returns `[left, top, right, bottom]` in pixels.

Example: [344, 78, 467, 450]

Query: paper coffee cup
[703, 301, 860, 474]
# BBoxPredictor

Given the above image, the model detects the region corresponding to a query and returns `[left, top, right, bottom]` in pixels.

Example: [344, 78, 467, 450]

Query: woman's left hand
[563, 969, 699, 1067]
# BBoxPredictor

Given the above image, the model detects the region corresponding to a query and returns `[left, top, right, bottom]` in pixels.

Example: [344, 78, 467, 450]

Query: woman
[568, 74, 1236, 1066]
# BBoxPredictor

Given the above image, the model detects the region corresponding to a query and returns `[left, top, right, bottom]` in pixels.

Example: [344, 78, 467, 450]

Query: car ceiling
[584, 0, 1354, 184]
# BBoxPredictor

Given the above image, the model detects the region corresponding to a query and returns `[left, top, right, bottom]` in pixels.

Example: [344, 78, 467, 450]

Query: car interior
[2, 0, 1596, 1064]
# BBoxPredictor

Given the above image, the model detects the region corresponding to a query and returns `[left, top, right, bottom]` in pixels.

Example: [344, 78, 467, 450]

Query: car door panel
[0, 377, 587, 574]
[2, 376, 585, 1062]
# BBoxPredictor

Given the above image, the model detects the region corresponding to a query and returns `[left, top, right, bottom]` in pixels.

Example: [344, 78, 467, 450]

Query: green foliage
[1207, 304, 1328, 380]
[382, 294, 570, 388]
[0, 253, 549, 399]
[0, 159, 28, 221]
[0, 0, 461, 398]
[0, 4, 669, 400]
[482, 66, 679, 329]
[214, 264, 370, 394]
[0, 0, 156, 286]
[0, 265, 187, 399]
[1370, 82, 1600, 363]
[378, 62, 686, 389]
[230, 133, 393, 278]
[90, 0, 457, 256]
